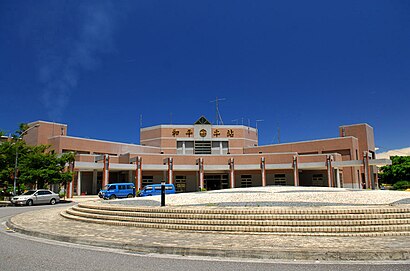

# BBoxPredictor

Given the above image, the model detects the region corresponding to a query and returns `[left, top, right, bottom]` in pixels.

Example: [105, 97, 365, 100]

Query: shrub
[393, 181, 410, 191]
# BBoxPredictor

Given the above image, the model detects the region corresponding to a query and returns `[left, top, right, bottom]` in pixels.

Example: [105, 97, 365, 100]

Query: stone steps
[61, 202, 410, 236]
[71, 205, 410, 221]
[67, 207, 410, 227]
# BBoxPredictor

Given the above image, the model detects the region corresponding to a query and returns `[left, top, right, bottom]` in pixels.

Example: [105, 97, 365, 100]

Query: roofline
[48, 135, 161, 149]
[339, 123, 373, 129]
[244, 136, 358, 149]
[28, 120, 68, 127]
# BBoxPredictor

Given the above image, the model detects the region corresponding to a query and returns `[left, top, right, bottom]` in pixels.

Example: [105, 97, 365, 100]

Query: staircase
[61, 202, 410, 236]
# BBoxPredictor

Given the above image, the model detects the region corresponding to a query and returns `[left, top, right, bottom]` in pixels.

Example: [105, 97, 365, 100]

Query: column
[92, 170, 98, 194]
[102, 154, 110, 187]
[363, 151, 369, 189]
[67, 161, 74, 198]
[77, 171, 82, 196]
[336, 168, 341, 188]
[197, 158, 204, 190]
[363, 151, 375, 189]
[220, 141, 223, 155]
[229, 158, 235, 188]
[326, 155, 334, 188]
[293, 156, 299, 186]
[261, 157, 266, 187]
[167, 157, 174, 184]
[67, 180, 73, 198]
[135, 156, 142, 190]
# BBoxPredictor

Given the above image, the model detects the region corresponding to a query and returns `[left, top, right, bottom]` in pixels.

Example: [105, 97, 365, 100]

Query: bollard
[161, 181, 165, 207]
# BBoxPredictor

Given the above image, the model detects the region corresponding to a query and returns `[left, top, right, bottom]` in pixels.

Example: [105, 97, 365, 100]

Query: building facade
[23, 117, 390, 197]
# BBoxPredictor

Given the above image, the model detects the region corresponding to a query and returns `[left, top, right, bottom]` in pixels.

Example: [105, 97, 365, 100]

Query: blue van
[139, 184, 176, 197]
[98, 183, 136, 199]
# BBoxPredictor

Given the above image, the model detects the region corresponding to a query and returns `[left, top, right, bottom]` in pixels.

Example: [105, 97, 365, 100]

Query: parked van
[139, 184, 176, 197]
[98, 183, 136, 199]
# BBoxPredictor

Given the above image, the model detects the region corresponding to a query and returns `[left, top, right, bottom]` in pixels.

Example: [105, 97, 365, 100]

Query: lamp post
[13, 125, 39, 196]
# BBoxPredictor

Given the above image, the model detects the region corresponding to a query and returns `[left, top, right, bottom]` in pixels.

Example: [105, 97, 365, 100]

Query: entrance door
[204, 175, 228, 191]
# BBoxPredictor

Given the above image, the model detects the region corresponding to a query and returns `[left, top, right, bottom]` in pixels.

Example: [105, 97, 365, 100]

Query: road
[0, 205, 409, 271]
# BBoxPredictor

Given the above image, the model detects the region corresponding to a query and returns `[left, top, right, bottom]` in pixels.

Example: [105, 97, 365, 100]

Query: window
[274, 174, 286, 185]
[119, 185, 126, 190]
[241, 175, 252, 188]
[312, 174, 324, 186]
[108, 185, 116, 190]
[194, 141, 211, 154]
[142, 176, 153, 186]
[175, 176, 186, 193]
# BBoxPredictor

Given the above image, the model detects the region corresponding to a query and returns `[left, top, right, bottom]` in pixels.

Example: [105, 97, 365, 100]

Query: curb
[6, 219, 410, 261]
[0, 201, 11, 207]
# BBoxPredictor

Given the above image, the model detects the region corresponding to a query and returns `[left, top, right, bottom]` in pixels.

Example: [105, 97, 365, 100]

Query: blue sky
[1, 0, 409, 151]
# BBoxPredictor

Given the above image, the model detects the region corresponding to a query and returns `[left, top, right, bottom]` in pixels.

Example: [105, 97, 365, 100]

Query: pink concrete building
[23, 117, 390, 197]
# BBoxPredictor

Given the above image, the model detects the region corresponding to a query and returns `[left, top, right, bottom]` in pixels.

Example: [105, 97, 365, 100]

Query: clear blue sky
[1, 0, 409, 151]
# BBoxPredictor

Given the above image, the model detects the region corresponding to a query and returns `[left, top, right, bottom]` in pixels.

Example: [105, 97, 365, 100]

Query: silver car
[10, 189, 60, 206]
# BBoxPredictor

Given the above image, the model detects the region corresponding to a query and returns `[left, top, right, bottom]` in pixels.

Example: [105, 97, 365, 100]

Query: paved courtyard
[7, 186, 410, 261]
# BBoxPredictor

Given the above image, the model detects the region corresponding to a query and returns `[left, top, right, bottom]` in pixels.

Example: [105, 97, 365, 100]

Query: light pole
[13, 124, 39, 196]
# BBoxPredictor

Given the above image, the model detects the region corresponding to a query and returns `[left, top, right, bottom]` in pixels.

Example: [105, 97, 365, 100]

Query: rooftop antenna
[232, 119, 238, 125]
[139, 114, 143, 128]
[277, 126, 281, 144]
[210, 97, 225, 125]
[255, 119, 264, 130]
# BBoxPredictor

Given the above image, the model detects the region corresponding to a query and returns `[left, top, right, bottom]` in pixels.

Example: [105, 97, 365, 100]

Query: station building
[23, 116, 390, 197]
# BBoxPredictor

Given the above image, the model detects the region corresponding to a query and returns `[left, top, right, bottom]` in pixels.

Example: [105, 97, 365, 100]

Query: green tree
[18, 145, 74, 189]
[379, 156, 410, 185]
[1, 124, 74, 194]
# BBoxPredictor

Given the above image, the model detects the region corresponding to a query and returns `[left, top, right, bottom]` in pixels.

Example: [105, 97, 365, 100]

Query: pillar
[197, 158, 204, 190]
[67, 180, 73, 198]
[66, 161, 74, 198]
[135, 156, 142, 190]
[293, 156, 299, 186]
[102, 154, 110, 188]
[363, 151, 369, 189]
[229, 158, 235, 188]
[336, 168, 341, 188]
[326, 155, 334, 188]
[77, 171, 82, 196]
[363, 151, 375, 189]
[167, 157, 174, 184]
[261, 157, 266, 187]
[92, 170, 98, 194]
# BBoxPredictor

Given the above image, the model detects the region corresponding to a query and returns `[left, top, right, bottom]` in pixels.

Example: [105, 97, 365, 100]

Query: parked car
[139, 184, 176, 197]
[10, 189, 60, 206]
[98, 183, 136, 199]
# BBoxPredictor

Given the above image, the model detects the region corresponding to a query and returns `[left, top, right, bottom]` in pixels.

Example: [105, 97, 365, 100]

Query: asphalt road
[0, 205, 409, 271]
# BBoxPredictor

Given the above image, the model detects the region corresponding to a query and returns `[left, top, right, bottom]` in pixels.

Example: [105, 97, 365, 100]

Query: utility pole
[210, 97, 225, 125]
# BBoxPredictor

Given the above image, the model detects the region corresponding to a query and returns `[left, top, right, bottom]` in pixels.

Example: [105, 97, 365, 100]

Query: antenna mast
[210, 97, 226, 125]
[139, 114, 143, 128]
[255, 119, 264, 130]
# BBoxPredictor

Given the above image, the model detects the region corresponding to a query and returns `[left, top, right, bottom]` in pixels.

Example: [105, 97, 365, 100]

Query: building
[22, 117, 390, 197]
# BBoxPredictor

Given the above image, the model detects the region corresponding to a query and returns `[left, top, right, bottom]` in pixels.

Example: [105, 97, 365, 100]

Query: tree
[1, 124, 74, 194]
[18, 145, 74, 189]
[379, 156, 410, 185]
